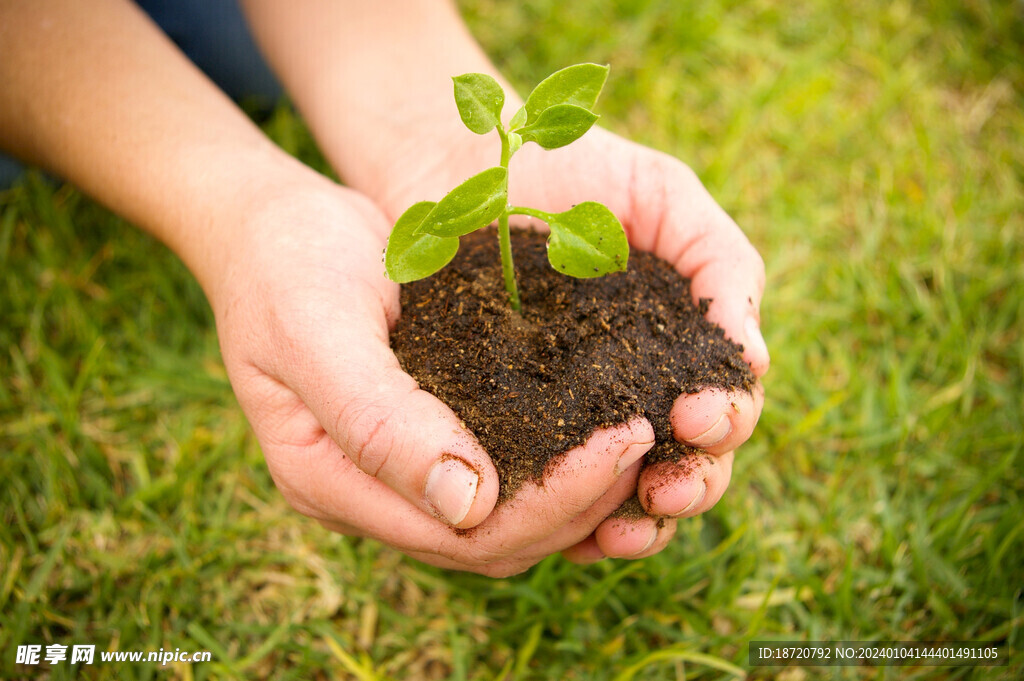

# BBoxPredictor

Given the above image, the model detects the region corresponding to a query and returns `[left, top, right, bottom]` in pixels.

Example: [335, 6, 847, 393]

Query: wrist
[312, 74, 526, 220]
[161, 144, 334, 305]
[352, 97, 524, 220]
[239, 0, 523, 218]
[189, 155, 396, 325]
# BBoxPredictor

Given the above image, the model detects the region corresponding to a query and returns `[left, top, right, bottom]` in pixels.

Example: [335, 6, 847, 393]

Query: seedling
[384, 64, 628, 312]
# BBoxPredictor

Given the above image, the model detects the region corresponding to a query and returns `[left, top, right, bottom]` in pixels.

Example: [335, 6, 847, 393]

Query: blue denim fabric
[0, 155, 24, 190]
[1, 0, 283, 188]
[135, 0, 282, 105]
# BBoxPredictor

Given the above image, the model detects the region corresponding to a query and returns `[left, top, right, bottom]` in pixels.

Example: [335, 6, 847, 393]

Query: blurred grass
[2, 0, 1022, 679]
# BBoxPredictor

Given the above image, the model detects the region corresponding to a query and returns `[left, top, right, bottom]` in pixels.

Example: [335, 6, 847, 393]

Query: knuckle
[332, 370, 418, 476]
[336, 401, 395, 475]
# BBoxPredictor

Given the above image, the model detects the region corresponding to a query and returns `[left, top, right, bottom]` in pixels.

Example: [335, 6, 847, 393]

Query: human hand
[212, 179, 662, 576]
[363, 122, 767, 563]
[500, 128, 769, 562]
[362, 125, 766, 563]
[368, 123, 761, 561]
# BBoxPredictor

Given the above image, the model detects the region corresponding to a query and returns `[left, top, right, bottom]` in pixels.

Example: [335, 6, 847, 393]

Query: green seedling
[384, 63, 628, 312]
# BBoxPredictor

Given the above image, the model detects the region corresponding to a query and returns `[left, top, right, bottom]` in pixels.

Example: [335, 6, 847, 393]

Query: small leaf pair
[385, 63, 628, 310]
[514, 62, 607, 150]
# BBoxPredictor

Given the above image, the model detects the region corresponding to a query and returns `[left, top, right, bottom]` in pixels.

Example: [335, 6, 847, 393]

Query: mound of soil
[390, 228, 754, 514]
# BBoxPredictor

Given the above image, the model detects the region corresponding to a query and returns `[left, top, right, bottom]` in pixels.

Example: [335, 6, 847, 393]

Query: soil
[390, 228, 755, 517]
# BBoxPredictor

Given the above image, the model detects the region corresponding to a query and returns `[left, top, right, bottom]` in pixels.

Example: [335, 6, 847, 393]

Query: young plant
[383, 64, 628, 312]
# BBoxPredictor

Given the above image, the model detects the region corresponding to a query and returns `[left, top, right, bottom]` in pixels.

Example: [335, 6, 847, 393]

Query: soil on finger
[390, 228, 755, 509]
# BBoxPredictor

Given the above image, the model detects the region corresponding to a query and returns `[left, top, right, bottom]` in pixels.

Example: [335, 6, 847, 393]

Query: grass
[1, 0, 1022, 678]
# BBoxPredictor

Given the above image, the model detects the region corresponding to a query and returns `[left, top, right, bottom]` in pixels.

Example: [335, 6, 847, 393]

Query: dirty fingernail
[425, 457, 479, 526]
[670, 480, 707, 517]
[629, 526, 659, 557]
[616, 441, 654, 475]
[686, 413, 731, 448]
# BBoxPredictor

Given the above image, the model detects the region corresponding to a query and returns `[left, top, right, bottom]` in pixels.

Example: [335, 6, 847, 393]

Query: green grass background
[2, 0, 1021, 679]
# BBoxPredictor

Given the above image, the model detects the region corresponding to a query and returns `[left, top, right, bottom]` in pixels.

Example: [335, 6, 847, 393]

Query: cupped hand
[502, 128, 770, 561]
[212, 178, 660, 576]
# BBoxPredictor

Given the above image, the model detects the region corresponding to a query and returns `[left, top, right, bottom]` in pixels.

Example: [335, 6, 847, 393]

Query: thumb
[622, 149, 770, 378]
[661, 183, 770, 377]
[286, 295, 500, 529]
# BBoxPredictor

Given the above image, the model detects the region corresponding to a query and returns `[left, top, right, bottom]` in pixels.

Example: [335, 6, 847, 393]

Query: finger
[630, 156, 770, 377]
[321, 345, 498, 529]
[628, 518, 677, 559]
[595, 516, 678, 559]
[493, 453, 645, 565]
[270, 288, 500, 529]
[670, 384, 764, 456]
[399, 467, 643, 576]
[440, 468, 644, 574]
[285, 435, 476, 551]
[300, 461, 491, 571]
[561, 535, 606, 564]
[594, 516, 658, 558]
[315, 518, 365, 538]
[306, 457, 552, 581]
[639, 450, 734, 518]
[409, 462, 641, 576]
[307, 416, 653, 570]
[687, 256, 770, 378]
[319, 513, 546, 577]
[459, 417, 655, 561]
[659, 185, 768, 377]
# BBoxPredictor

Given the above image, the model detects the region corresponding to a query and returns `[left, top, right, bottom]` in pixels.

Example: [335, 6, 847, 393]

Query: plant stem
[497, 127, 522, 312]
[497, 214, 521, 312]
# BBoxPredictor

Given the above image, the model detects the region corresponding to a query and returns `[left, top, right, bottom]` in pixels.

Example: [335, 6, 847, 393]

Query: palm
[506, 127, 770, 527]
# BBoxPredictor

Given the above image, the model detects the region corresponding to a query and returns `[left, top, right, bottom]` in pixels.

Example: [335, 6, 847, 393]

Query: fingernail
[425, 457, 479, 526]
[670, 480, 707, 517]
[686, 413, 731, 448]
[615, 441, 654, 475]
[628, 527, 659, 557]
[744, 316, 769, 366]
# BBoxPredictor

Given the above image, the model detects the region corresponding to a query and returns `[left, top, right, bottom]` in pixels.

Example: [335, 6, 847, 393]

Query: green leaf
[508, 132, 523, 156]
[418, 167, 508, 238]
[508, 105, 528, 130]
[524, 63, 609, 124]
[518, 104, 599, 150]
[452, 73, 504, 134]
[546, 202, 628, 278]
[384, 201, 459, 283]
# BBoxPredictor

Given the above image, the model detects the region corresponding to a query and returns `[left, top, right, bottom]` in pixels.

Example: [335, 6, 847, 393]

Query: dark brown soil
[390, 228, 754, 514]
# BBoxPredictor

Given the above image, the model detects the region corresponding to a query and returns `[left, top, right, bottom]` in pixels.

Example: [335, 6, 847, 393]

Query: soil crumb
[390, 228, 754, 512]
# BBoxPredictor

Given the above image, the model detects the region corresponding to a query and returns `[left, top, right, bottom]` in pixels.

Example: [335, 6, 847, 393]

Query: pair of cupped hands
[215, 126, 768, 578]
